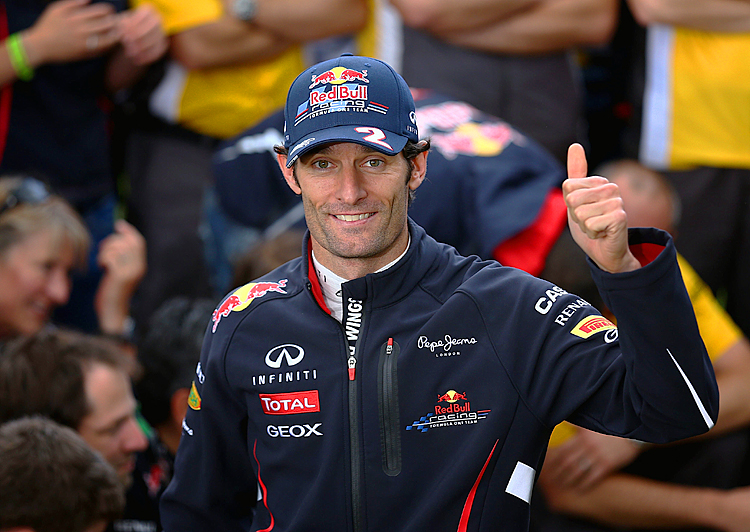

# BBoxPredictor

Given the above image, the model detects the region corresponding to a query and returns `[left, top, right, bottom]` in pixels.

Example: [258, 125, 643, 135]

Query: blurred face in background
[0, 228, 75, 337]
[77, 363, 148, 487]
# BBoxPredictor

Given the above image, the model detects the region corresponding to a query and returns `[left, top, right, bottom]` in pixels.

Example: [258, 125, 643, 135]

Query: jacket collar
[304, 219, 440, 309]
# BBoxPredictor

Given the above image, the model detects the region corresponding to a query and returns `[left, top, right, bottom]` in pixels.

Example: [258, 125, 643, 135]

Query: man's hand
[22, 0, 120, 66]
[117, 4, 168, 66]
[563, 143, 641, 273]
[95, 220, 147, 335]
[543, 427, 644, 491]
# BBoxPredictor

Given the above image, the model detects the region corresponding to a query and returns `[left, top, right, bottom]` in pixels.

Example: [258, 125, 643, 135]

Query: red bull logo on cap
[212, 279, 288, 332]
[308, 67, 369, 106]
[309, 67, 369, 89]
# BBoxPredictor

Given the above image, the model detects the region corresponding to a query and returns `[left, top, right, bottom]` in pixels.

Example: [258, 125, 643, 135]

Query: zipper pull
[348, 356, 356, 381]
[386, 337, 393, 356]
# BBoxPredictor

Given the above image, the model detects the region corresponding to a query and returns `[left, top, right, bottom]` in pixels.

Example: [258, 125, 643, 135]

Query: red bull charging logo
[212, 279, 288, 332]
[436, 390, 468, 403]
[435, 390, 470, 415]
[309, 67, 369, 89]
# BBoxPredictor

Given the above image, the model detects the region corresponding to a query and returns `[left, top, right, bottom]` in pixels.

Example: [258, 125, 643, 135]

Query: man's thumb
[567, 143, 588, 180]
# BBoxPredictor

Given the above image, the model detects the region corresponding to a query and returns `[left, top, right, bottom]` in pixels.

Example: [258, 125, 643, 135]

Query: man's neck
[310, 232, 410, 280]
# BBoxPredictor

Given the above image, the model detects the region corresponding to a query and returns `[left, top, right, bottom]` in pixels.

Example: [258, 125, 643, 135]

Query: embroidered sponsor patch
[188, 381, 201, 411]
[211, 279, 288, 332]
[570, 315, 617, 339]
[406, 391, 490, 433]
[259, 390, 320, 415]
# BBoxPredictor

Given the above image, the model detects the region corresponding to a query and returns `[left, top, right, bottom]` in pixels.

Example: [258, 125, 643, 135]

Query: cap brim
[286, 125, 409, 167]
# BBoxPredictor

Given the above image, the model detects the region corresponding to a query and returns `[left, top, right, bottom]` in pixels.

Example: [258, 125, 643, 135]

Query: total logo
[212, 279, 287, 332]
[406, 390, 490, 433]
[259, 390, 319, 415]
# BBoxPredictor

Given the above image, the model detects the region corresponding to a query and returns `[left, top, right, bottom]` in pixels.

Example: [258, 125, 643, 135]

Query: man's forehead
[301, 142, 394, 160]
[82, 364, 134, 414]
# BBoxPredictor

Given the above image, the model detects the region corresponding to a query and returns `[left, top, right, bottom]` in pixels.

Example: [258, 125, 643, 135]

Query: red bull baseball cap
[283, 54, 419, 167]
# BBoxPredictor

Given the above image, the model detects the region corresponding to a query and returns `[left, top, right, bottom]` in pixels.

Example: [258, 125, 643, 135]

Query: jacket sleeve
[506, 228, 719, 443]
[159, 323, 257, 531]
[576, 228, 719, 441]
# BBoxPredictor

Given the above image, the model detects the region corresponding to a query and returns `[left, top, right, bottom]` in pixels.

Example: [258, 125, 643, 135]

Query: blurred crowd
[1, 0, 748, 531]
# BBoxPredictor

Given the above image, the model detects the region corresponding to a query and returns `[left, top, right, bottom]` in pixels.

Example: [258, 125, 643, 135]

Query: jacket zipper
[348, 332, 364, 532]
[342, 295, 366, 532]
[307, 281, 366, 531]
[379, 338, 402, 476]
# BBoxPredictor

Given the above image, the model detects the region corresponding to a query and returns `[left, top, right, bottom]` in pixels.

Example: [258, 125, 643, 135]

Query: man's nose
[335, 165, 367, 204]
[122, 417, 149, 453]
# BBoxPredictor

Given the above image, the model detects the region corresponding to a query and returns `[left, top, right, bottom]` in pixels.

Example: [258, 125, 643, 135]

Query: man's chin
[117, 461, 135, 488]
[119, 471, 134, 489]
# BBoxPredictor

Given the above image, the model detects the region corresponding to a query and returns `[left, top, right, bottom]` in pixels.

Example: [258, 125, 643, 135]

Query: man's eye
[313, 160, 330, 169]
[364, 159, 383, 168]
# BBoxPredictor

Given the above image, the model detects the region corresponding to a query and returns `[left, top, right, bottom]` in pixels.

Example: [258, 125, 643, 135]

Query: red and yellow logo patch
[571, 316, 616, 339]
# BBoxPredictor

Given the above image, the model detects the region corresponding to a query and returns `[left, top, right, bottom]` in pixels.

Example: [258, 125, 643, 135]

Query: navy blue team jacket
[161, 222, 718, 532]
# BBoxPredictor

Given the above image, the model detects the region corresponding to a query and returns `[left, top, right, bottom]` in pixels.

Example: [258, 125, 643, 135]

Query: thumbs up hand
[563, 144, 641, 273]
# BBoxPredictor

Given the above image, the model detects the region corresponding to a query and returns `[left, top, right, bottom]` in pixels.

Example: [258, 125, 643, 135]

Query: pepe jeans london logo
[265, 344, 305, 368]
[417, 335, 477, 358]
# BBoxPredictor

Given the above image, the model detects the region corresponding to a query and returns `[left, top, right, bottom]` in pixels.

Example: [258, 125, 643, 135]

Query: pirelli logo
[571, 316, 616, 339]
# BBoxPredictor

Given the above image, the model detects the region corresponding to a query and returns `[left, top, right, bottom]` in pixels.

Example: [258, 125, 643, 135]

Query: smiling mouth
[333, 213, 374, 222]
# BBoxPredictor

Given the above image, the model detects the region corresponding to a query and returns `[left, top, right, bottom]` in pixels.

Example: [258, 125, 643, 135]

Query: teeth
[335, 213, 373, 221]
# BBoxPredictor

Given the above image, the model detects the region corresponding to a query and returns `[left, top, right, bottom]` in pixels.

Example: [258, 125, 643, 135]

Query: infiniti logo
[265, 344, 305, 368]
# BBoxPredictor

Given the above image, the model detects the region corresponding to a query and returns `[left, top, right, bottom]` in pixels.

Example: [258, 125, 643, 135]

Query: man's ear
[408, 150, 428, 192]
[277, 153, 301, 195]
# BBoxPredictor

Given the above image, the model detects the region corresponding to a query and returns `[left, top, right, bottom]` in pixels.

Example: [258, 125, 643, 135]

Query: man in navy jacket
[160, 54, 719, 532]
